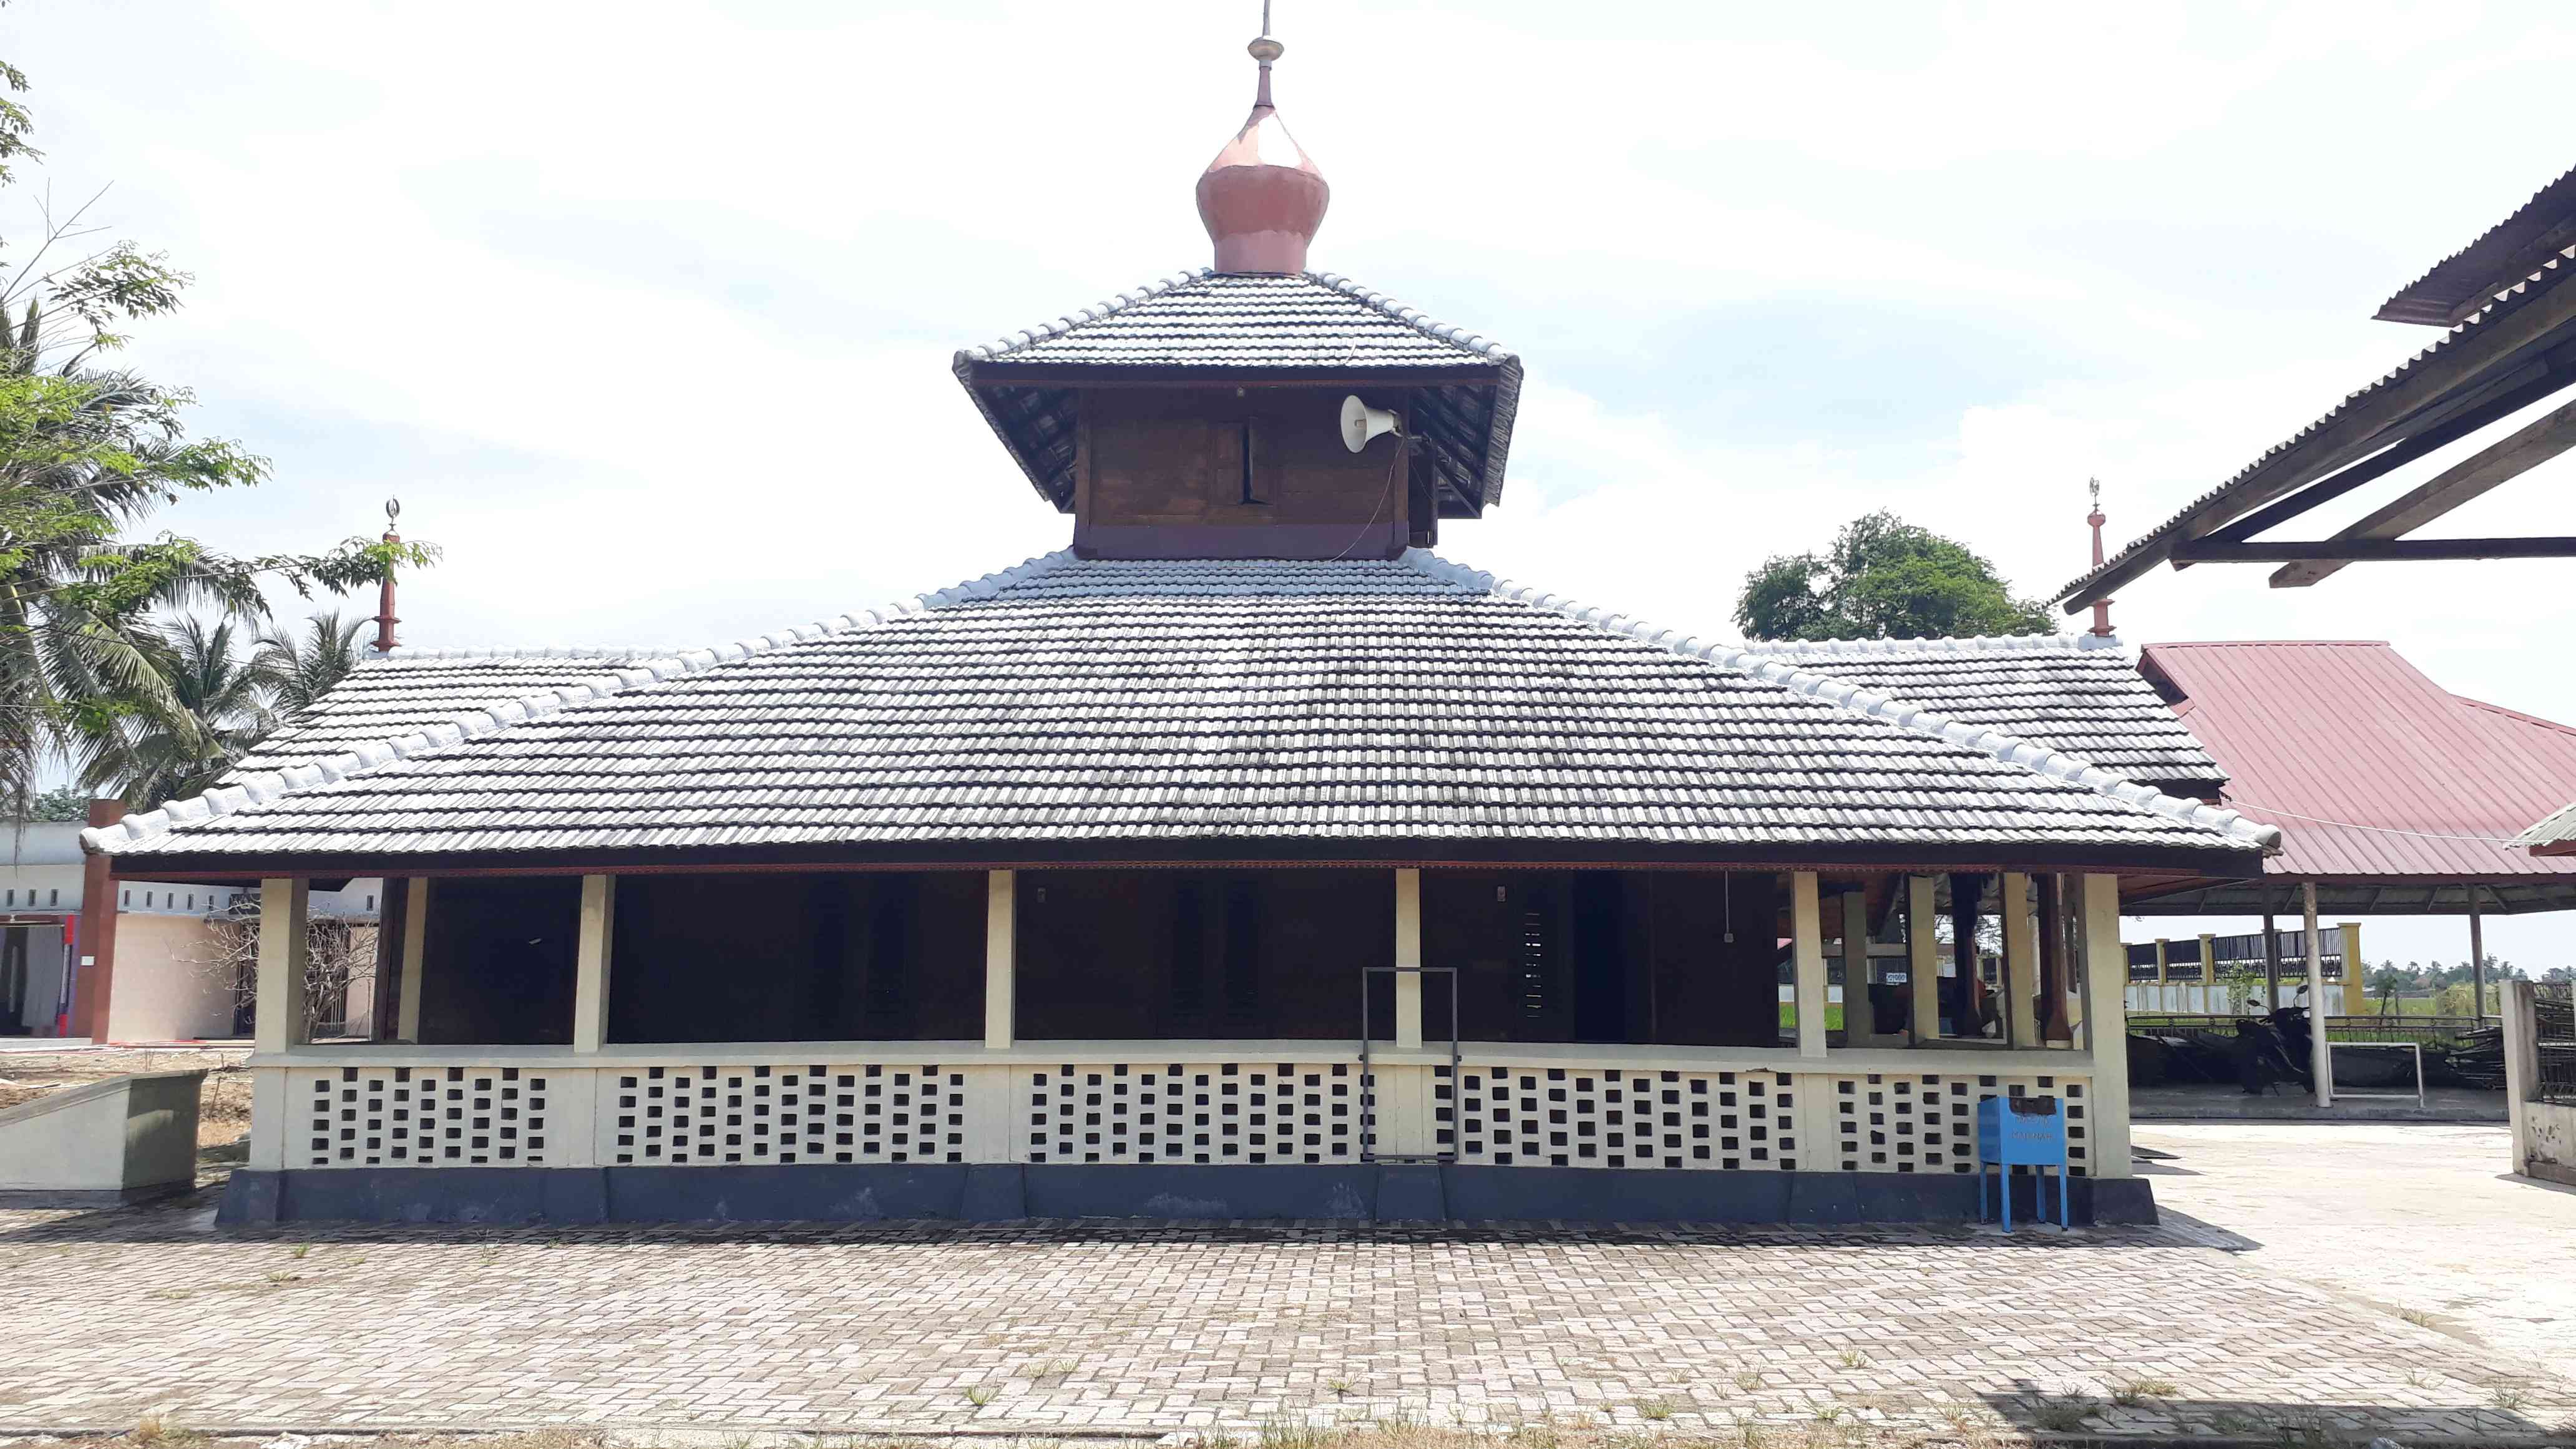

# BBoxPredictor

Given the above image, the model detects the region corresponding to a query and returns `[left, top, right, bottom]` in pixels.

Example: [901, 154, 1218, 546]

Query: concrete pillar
[2001, 872, 2039, 1048]
[571, 874, 616, 1053]
[1906, 875, 1939, 1043]
[984, 869, 1015, 1050]
[2502, 979, 2539, 1178]
[2338, 922, 2367, 1015]
[1792, 872, 1828, 1058]
[2079, 874, 2134, 1178]
[2303, 881, 2331, 1106]
[396, 878, 430, 1041]
[1394, 867, 1424, 1050]
[254, 877, 311, 1055]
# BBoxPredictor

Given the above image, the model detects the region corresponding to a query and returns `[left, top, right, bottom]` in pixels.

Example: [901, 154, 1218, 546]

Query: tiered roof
[90, 554, 2273, 872]
[954, 270, 1520, 519]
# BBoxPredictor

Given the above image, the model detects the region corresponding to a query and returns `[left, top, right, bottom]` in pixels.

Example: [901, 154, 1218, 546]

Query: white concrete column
[396, 877, 430, 1041]
[2501, 979, 2539, 1177]
[985, 869, 1015, 1050]
[1906, 875, 1939, 1042]
[1394, 867, 1423, 1049]
[1792, 872, 1828, 1058]
[2304, 881, 2332, 1106]
[2001, 872, 2039, 1048]
[254, 877, 310, 1055]
[2079, 874, 2134, 1178]
[572, 874, 616, 1053]
[245, 1066, 289, 1171]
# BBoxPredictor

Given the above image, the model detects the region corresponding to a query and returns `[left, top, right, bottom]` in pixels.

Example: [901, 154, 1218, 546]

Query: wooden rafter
[2266, 392, 2576, 586]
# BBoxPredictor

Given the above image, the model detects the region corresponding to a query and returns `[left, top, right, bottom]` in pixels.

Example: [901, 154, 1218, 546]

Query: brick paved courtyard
[2, 1133, 2572, 1443]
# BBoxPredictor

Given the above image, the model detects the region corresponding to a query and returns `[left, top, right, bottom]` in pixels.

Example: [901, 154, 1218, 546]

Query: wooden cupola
[951, 32, 1521, 560]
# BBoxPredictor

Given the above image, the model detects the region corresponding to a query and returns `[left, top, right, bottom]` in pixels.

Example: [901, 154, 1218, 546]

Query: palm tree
[74, 615, 274, 809]
[1, 368, 270, 816]
[256, 610, 367, 718]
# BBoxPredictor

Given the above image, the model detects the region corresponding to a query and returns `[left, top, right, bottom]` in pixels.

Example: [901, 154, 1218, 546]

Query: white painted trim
[1906, 875, 1939, 1043]
[2080, 873, 2134, 1178]
[254, 878, 310, 1055]
[984, 869, 1015, 1050]
[1792, 872, 1828, 1058]
[248, 1037, 2109, 1076]
[396, 877, 429, 1041]
[572, 875, 615, 1053]
[1393, 867, 1423, 1050]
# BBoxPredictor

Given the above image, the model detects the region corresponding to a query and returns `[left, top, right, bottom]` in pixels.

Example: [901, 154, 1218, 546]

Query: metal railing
[2537, 987, 2576, 1106]
[2127, 1012, 2482, 1046]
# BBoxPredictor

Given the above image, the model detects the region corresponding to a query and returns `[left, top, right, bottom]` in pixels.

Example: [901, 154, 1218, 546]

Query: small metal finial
[386, 496, 402, 529]
[1261, 0, 1271, 37]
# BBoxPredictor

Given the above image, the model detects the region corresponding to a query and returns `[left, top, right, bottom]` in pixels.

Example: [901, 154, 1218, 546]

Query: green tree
[1735, 510, 2055, 642]
[74, 615, 272, 808]
[255, 609, 366, 718]
[0, 55, 432, 817]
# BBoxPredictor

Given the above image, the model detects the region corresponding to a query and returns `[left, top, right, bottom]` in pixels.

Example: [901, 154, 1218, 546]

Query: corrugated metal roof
[2378, 165, 2576, 325]
[2055, 241, 2576, 608]
[84, 554, 2273, 869]
[2137, 640, 2576, 884]
[2520, 799, 2576, 856]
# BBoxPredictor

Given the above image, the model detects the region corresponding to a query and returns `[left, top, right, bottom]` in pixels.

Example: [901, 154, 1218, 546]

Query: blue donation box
[1976, 1093, 2070, 1230]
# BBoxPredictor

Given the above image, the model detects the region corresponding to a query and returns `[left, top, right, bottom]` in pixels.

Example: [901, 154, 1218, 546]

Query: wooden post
[396, 878, 430, 1042]
[2303, 881, 2331, 1106]
[2036, 874, 2074, 1044]
[2501, 979, 2539, 1178]
[2152, 938, 2170, 1015]
[571, 874, 616, 1053]
[371, 877, 407, 1042]
[2469, 889, 2487, 1023]
[984, 869, 1015, 1050]
[70, 799, 123, 1041]
[1792, 872, 1828, 1058]
[254, 877, 311, 1055]
[1906, 875, 1939, 1043]
[2001, 872, 2039, 1049]
[2080, 874, 2133, 1178]
[1394, 868, 1423, 1050]
[1838, 886, 1872, 1044]
[2260, 915, 2280, 1012]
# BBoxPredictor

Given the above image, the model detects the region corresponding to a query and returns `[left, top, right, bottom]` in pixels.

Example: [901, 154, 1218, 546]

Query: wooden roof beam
[2175, 535, 2576, 564]
[2197, 361, 2576, 549]
[2058, 257, 2576, 612]
[2266, 392, 2576, 586]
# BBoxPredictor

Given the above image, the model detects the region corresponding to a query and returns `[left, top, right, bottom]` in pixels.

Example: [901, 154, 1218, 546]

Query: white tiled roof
[1735, 635, 2227, 792]
[88, 554, 2275, 864]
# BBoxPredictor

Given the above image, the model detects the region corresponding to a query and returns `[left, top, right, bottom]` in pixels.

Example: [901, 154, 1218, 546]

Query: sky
[9, 0, 2576, 970]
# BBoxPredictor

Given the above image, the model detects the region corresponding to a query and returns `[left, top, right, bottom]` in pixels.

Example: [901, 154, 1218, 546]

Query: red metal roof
[2137, 640, 2576, 886]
